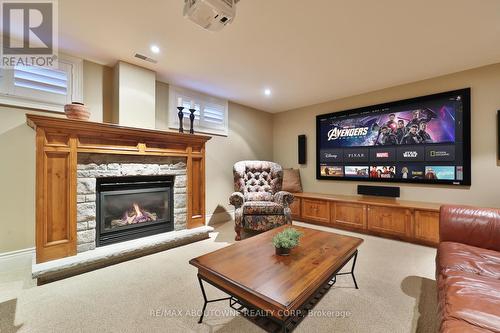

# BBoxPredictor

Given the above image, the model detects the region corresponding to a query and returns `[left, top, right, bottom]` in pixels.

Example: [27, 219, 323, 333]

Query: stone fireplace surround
[76, 154, 188, 253]
[27, 114, 212, 282]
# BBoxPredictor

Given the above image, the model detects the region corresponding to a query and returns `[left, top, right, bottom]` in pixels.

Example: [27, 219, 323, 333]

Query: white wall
[114, 61, 156, 129]
[273, 63, 500, 208]
[154, 82, 274, 223]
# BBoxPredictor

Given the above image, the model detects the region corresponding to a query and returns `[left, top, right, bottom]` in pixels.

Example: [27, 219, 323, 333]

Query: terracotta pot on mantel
[64, 102, 90, 120]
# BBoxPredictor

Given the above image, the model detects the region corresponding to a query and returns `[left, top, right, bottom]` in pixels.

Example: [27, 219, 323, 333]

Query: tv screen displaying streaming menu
[316, 88, 471, 185]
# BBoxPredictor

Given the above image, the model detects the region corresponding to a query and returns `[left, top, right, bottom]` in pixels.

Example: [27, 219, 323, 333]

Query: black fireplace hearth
[96, 176, 174, 246]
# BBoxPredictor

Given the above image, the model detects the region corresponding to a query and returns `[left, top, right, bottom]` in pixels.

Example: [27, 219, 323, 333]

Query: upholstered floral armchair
[229, 161, 294, 241]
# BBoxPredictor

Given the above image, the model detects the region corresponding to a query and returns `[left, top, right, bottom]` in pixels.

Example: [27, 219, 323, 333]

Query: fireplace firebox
[96, 176, 174, 246]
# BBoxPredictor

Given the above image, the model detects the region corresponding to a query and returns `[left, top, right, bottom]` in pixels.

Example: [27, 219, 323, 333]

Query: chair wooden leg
[235, 224, 242, 241]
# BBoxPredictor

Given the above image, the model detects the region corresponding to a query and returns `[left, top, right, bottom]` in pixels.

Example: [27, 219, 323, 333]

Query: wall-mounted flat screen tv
[316, 88, 471, 185]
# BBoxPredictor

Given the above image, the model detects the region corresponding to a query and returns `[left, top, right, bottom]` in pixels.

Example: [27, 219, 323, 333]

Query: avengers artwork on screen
[320, 107, 456, 148]
[316, 89, 471, 185]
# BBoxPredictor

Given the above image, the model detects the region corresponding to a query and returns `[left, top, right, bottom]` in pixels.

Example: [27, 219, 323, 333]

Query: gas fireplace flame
[133, 203, 143, 218]
[110, 202, 158, 227]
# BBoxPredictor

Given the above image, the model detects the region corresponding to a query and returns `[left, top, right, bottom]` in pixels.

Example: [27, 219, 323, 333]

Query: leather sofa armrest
[440, 205, 500, 252]
[274, 191, 294, 207]
[229, 192, 245, 208]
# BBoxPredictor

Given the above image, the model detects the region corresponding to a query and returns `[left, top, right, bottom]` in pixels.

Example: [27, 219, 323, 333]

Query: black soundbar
[358, 185, 400, 198]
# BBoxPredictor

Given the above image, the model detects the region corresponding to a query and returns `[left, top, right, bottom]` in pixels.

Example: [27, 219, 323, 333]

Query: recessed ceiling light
[150, 45, 160, 54]
[264, 88, 272, 96]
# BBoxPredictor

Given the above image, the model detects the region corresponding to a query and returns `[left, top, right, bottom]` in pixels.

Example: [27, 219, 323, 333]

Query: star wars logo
[327, 127, 369, 141]
[403, 151, 418, 158]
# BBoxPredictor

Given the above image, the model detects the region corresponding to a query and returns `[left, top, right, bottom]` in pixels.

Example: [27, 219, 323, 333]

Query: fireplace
[96, 176, 174, 246]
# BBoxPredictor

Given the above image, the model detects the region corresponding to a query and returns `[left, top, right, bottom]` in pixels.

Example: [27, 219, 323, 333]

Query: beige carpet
[0, 221, 438, 333]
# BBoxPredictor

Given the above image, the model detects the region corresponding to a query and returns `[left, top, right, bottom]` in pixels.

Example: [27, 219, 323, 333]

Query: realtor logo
[1, 0, 58, 68]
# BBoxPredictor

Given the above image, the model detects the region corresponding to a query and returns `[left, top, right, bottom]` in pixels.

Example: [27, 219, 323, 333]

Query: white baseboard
[0, 247, 35, 260]
[206, 209, 234, 224]
[0, 247, 35, 272]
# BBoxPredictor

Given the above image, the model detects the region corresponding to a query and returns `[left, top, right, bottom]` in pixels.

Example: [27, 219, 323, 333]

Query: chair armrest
[229, 192, 245, 208]
[440, 205, 500, 251]
[274, 191, 294, 207]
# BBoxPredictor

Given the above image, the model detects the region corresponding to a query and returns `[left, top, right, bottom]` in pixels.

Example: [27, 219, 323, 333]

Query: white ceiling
[59, 0, 500, 113]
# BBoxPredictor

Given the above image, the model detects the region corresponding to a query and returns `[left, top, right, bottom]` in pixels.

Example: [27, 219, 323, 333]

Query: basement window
[168, 85, 228, 136]
[0, 54, 83, 112]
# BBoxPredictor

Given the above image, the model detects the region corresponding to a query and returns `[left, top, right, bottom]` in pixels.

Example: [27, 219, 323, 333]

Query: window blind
[14, 66, 68, 95]
[169, 86, 229, 136]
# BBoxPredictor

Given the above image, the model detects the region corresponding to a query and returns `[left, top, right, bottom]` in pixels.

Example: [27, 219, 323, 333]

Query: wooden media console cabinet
[290, 192, 441, 247]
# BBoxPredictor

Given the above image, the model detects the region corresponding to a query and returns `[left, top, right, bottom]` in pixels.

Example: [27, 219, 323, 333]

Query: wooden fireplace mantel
[27, 114, 211, 263]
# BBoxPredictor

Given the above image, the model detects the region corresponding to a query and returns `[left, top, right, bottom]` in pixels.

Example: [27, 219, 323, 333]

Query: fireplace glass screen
[102, 189, 169, 231]
[96, 176, 174, 246]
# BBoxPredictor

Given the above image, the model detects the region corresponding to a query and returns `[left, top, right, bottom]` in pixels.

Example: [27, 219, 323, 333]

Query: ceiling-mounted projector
[183, 0, 238, 32]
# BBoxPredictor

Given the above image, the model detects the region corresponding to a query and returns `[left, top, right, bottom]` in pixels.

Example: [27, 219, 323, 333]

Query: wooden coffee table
[189, 225, 363, 332]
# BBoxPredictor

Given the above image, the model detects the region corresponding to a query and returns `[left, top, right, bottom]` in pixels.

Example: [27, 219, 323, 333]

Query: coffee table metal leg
[350, 250, 359, 289]
[196, 275, 232, 324]
[197, 276, 208, 323]
[334, 250, 359, 289]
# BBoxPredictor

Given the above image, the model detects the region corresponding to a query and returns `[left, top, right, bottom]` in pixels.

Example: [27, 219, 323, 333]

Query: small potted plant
[272, 228, 303, 256]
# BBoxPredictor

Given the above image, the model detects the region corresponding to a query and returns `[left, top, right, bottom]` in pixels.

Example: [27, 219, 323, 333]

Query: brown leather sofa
[436, 205, 500, 333]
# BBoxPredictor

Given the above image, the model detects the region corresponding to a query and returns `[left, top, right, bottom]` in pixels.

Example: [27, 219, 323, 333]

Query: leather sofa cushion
[282, 168, 303, 193]
[439, 270, 500, 332]
[243, 201, 284, 215]
[440, 206, 500, 252]
[437, 242, 500, 279]
[441, 318, 494, 333]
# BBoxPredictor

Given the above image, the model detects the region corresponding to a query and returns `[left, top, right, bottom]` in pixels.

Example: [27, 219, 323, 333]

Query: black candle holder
[177, 106, 185, 133]
[189, 108, 196, 134]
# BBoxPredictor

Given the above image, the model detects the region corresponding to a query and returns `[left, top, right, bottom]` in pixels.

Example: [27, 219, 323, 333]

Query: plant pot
[275, 247, 291, 256]
[64, 102, 90, 120]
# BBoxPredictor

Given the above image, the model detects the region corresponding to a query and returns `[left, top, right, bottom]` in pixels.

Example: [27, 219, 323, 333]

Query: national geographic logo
[1, 0, 58, 68]
[430, 150, 450, 158]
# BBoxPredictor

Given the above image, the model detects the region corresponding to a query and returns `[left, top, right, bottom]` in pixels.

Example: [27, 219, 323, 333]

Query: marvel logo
[403, 151, 418, 158]
[376, 152, 389, 158]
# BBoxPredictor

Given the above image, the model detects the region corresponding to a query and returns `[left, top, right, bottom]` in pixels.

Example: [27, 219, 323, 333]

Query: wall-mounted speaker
[497, 110, 500, 160]
[298, 135, 306, 164]
[358, 185, 400, 198]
